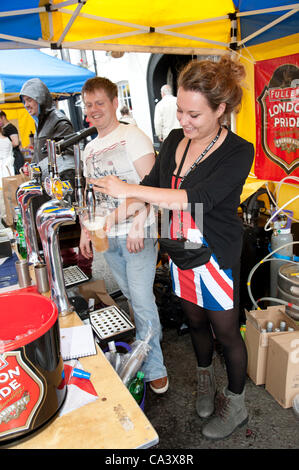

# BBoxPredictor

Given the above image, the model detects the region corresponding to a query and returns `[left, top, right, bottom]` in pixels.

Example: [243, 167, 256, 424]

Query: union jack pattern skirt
[169, 175, 234, 311]
[170, 253, 234, 311]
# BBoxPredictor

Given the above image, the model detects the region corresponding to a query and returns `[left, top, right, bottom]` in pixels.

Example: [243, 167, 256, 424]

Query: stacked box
[245, 305, 299, 385]
[266, 331, 299, 408]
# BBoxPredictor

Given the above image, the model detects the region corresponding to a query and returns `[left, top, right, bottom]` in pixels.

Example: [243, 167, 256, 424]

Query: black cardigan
[141, 128, 254, 269]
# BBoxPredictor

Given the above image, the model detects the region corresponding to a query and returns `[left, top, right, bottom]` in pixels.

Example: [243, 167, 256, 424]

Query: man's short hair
[0, 111, 7, 118]
[82, 77, 118, 101]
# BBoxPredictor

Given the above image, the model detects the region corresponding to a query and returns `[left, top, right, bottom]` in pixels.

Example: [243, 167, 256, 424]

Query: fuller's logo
[257, 63, 299, 175]
[0, 351, 44, 439]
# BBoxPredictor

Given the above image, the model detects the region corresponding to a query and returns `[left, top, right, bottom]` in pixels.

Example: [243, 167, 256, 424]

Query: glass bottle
[128, 371, 145, 405]
[13, 206, 20, 244]
[16, 209, 27, 259]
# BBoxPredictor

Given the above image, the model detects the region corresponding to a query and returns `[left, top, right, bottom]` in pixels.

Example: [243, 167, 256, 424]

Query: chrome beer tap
[86, 183, 96, 223]
[16, 165, 44, 265]
[73, 144, 85, 212]
[36, 199, 76, 316]
[36, 139, 75, 315]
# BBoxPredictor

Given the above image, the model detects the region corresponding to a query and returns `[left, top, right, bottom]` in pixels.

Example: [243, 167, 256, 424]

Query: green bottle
[16, 211, 27, 259]
[128, 371, 145, 405]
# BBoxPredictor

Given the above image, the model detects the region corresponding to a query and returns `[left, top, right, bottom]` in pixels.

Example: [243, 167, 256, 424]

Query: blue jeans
[103, 235, 167, 382]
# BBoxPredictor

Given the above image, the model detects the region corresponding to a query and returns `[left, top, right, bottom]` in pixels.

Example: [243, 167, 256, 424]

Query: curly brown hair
[178, 55, 246, 121]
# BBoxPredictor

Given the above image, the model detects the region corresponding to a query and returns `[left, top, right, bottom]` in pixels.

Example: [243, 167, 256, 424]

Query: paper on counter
[59, 360, 99, 417]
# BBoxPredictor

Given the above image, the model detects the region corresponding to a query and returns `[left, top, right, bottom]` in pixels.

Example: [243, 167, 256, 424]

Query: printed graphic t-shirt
[83, 123, 156, 236]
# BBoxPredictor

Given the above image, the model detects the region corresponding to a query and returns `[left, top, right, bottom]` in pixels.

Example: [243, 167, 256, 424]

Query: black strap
[174, 126, 222, 189]
[174, 139, 191, 190]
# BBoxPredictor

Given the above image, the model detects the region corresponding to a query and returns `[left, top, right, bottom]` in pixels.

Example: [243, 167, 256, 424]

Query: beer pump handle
[50, 140, 59, 178]
[73, 144, 82, 177]
[46, 139, 53, 177]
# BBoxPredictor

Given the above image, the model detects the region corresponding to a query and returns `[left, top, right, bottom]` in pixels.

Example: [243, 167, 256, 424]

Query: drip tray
[63, 265, 90, 287]
[89, 305, 135, 346]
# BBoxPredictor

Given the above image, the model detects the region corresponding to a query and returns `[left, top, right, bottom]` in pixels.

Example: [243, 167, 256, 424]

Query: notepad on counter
[60, 324, 97, 360]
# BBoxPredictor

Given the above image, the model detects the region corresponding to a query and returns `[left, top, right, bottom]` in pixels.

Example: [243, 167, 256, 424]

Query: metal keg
[277, 263, 299, 321]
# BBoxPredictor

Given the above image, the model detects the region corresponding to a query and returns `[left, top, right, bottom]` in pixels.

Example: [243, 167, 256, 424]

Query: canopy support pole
[229, 12, 238, 50]
[0, 33, 49, 48]
[237, 4, 299, 17]
[56, 1, 87, 48]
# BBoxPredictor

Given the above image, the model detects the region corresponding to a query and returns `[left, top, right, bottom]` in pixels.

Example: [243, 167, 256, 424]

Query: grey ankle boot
[202, 386, 248, 440]
[196, 365, 216, 418]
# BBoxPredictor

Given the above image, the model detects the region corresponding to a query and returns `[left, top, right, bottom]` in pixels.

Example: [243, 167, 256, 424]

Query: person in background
[20, 78, 76, 179]
[19, 78, 92, 276]
[79, 76, 168, 394]
[0, 126, 14, 178]
[0, 110, 24, 174]
[0, 127, 14, 218]
[154, 84, 180, 143]
[91, 56, 254, 439]
[119, 105, 137, 125]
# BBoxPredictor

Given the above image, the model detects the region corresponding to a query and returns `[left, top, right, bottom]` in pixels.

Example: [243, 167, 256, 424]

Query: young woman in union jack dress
[92, 55, 254, 440]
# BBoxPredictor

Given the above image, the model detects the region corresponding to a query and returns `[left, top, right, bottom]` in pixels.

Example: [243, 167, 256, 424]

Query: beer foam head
[84, 215, 106, 231]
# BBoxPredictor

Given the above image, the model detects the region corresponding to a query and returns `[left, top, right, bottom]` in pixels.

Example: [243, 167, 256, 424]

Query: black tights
[181, 298, 247, 394]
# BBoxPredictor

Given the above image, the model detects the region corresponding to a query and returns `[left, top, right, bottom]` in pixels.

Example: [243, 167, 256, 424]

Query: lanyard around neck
[174, 126, 222, 190]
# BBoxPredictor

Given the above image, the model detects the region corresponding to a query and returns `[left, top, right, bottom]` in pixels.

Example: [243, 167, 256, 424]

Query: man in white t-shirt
[80, 77, 168, 394]
[154, 84, 180, 143]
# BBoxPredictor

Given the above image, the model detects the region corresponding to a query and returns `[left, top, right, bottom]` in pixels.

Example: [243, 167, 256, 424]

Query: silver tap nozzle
[86, 183, 95, 223]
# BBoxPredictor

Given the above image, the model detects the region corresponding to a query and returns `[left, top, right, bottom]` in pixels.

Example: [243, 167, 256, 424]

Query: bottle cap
[137, 371, 145, 379]
[108, 341, 116, 352]
[279, 321, 286, 331]
[72, 368, 91, 380]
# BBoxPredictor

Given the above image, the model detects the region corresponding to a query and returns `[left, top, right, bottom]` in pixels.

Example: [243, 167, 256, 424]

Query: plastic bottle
[128, 371, 145, 405]
[106, 341, 121, 373]
[15, 207, 27, 259]
[266, 321, 273, 333]
[118, 338, 151, 386]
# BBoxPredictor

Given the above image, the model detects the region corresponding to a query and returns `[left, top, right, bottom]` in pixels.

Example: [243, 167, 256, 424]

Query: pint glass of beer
[82, 209, 109, 253]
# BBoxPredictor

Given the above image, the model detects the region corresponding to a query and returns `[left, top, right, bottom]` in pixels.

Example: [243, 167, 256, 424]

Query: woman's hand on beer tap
[90, 176, 131, 199]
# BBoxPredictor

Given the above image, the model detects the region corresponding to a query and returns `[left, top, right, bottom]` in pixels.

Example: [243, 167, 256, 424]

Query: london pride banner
[254, 53, 299, 182]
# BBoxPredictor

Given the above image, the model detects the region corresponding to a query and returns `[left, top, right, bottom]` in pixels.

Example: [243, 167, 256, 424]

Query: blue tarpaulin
[0, 48, 95, 95]
[236, 0, 299, 46]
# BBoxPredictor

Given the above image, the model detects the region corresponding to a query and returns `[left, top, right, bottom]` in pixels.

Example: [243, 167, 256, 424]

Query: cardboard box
[245, 305, 299, 385]
[266, 331, 299, 408]
[78, 279, 117, 307]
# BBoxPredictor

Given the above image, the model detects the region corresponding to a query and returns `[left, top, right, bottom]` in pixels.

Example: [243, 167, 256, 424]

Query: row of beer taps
[16, 140, 95, 316]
